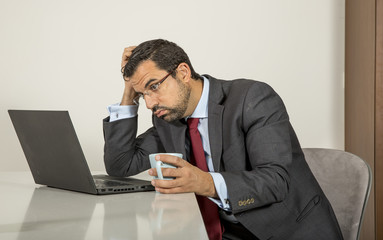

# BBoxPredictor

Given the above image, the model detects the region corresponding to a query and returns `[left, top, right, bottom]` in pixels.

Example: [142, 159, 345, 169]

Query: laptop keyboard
[94, 179, 132, 188]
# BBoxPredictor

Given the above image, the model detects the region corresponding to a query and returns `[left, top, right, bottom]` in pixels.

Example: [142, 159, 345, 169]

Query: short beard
[153, 78, 191, 122]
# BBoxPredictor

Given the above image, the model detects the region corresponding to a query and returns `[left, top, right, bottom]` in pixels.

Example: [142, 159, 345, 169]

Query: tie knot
[187, 118, 199, 129]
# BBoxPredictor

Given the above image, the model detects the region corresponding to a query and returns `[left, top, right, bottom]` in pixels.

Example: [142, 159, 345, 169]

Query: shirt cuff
[208, 172, 231, 210]
[107, 103, 139, 122]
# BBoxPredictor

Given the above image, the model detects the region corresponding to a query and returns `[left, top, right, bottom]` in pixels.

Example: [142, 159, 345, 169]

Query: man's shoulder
[204, 74, 270, 87]
[204, 74, 275, 96]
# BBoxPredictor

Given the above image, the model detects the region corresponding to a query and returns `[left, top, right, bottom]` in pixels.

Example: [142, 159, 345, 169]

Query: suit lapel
[206, 76, 225, 171]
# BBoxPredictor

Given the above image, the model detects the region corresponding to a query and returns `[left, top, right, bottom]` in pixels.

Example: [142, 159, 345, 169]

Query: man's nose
[144, 95, 158, 110]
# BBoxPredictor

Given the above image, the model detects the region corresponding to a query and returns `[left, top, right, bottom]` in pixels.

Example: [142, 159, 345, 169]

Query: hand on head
[120, 46, 138, 105]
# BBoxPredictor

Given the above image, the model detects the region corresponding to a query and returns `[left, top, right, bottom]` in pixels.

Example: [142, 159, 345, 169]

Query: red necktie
[187, 118, 222, 240]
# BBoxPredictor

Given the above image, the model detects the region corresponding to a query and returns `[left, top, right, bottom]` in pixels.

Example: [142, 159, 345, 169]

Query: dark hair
[123, 39, 202, 80]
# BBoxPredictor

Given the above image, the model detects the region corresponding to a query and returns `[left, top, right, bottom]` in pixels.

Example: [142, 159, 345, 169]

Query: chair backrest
[302, 148, 371, 240]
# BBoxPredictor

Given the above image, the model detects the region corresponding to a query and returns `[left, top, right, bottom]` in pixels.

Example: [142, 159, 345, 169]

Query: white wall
[0, 0, 345, 171]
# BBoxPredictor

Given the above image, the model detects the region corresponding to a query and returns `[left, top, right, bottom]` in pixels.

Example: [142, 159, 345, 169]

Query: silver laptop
[8, 110, 154, 195]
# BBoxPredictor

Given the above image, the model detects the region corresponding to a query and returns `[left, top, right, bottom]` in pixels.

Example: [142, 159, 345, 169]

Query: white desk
[0, 172, 208, 240]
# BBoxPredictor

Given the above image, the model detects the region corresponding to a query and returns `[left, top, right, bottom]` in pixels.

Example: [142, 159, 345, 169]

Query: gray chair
[302, 148, 371, 240]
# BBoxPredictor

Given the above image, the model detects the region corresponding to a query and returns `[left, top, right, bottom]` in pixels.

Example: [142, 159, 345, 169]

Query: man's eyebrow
[144, 79, 157, 89]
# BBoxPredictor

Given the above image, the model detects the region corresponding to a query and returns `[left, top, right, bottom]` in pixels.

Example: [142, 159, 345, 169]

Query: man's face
[130, 60, 191, 122]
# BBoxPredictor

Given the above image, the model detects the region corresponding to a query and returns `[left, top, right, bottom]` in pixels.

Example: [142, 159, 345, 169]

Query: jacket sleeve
[103, 116, 165, 177]
[221, 82, 293, 214]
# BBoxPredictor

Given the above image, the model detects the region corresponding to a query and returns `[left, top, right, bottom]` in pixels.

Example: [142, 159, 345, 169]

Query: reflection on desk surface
[12, 186, 206, 240]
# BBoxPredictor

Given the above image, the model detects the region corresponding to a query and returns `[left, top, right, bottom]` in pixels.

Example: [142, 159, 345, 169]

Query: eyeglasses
[133, 69, 175, 105]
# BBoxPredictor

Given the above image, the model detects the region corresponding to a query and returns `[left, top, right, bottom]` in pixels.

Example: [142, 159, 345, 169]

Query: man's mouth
[154, 109, 167, 118]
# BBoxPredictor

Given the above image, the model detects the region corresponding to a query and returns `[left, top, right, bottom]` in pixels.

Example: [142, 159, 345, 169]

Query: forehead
[130, 60, 164, 90]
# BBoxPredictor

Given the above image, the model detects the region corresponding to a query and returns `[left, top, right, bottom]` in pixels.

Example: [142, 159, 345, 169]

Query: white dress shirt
[107, 76, 231, 210]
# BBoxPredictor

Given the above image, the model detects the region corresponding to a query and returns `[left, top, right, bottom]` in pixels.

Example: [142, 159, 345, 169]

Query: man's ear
[177, 63, 191, 82]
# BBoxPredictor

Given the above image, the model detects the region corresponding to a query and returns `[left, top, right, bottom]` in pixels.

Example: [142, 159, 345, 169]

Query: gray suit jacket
[103, 75, 343, 240]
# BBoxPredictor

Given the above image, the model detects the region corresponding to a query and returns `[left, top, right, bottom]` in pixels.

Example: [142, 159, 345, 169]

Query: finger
[122, 46, 137, 58]
[121, 46, 137, 68]
[155, 186, 187, 194]
[148, 168, 158, 177]
[149, 167, 183, 180]
[153, 178, 193, 192]
[124, 46, 137, 51]
[152, 179, 179, 189]
[159, 167, 182, 178]
[152, 179, 181, 191]
[155, 154, 187, 167]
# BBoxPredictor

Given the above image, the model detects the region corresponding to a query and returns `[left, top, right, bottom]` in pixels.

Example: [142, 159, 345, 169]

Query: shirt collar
[189, 76, 209, 119]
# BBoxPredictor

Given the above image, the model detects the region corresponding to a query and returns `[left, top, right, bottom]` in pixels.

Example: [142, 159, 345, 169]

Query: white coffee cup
[149, 153, 182, 180]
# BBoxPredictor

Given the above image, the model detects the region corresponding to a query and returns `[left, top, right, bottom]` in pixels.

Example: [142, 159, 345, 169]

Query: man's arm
[103, 46, 164, 177]
[220, 82, 293, 214]
[103, 116, 164, 177]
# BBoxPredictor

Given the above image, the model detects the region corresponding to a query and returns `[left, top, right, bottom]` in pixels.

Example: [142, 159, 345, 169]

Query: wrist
[204, 172, 218, 198]
[120, 86, 138, 106]
[120, 98, 135, 106]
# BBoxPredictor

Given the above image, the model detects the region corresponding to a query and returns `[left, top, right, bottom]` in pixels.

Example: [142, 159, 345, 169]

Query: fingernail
[151, 180, 155, 186]
[148, 169, 153, 175]
[155, 155, 160, 160]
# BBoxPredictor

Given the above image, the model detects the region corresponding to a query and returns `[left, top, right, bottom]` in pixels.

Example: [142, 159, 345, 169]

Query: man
[103, 39, 343, 240]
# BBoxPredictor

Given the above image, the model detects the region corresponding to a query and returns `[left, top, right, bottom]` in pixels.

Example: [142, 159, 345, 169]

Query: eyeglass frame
[132, 67, 177, 105]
